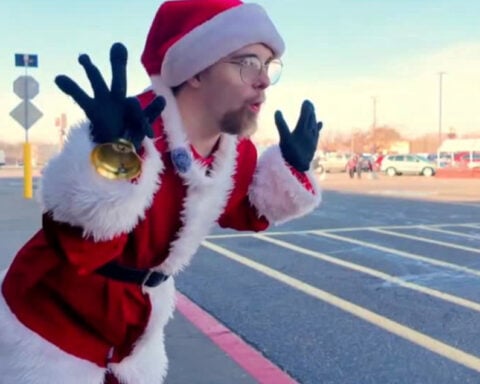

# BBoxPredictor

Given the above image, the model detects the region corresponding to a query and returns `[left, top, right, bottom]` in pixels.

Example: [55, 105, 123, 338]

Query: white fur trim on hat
[161, 3, 285, 86]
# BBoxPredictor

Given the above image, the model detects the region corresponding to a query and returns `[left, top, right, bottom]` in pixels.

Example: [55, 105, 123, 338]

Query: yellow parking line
[206, 230, 311, 239]
[432, 223, 480, 228]
[461, 224, 480, 229]
[202, 240, 480, 373]
[205, 226, 428, 239]
[205, 223, 480, 240]
[324, 223, 480, 232]
[419, 226, 480, 240]
[312, 231, 480, 278]
[325, 224, 420, 232]
[371, 229, 480, 253]
[254, 234, 480, 313]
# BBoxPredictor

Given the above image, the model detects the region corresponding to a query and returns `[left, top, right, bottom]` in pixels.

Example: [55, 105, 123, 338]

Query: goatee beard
[219, 106, 258, 137]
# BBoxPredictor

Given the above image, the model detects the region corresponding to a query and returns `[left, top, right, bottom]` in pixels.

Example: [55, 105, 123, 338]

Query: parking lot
[2, 168, 480, 383]
[178, 184, 480, 383]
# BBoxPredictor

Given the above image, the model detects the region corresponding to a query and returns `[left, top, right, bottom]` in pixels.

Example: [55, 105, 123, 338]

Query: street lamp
[438, 72, 446, 146]
[371, 96, 377, 153]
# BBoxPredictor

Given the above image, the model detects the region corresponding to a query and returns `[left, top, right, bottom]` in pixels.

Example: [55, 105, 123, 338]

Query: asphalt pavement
[2, 173, 480, 383]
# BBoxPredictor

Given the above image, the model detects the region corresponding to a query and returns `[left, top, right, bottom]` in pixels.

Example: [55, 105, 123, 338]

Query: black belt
[96, 261, 170, 288]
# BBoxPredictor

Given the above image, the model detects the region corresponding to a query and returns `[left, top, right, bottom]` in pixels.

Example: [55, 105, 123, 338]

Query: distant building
[438, 138, 480, 168]
[438, 138, 480, 154]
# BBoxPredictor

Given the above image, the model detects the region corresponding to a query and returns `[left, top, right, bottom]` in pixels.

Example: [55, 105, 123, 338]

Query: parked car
[453, 152, 480, 169]
[313, 152, 351, 174]
[426, 153, 451, 168]
[358, 155, 373, 172]
[380, 154, 436, 177]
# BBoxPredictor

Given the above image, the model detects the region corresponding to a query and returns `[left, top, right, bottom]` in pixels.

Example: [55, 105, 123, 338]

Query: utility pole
[350, 128, 354, 153]
[371, 96, 377, 153]
[56, 113, 67, 149]
[438, 72, 446, 146]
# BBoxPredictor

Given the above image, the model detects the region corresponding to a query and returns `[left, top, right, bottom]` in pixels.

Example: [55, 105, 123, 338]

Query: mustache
[220, 106, 257, 136]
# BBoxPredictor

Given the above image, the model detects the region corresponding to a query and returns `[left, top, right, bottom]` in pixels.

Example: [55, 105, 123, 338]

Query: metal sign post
[10, 53, 41, 199]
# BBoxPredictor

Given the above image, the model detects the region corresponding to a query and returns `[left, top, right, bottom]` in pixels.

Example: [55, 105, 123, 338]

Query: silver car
[380, 154, 436, 177]
[313, 152, 351, 174]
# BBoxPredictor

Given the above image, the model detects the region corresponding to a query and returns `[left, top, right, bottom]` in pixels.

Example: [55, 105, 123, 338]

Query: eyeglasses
[224, 56, 283, 85]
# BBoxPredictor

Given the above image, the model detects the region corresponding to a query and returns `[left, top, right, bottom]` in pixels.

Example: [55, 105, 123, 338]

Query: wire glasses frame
[225, 56, 283, 85]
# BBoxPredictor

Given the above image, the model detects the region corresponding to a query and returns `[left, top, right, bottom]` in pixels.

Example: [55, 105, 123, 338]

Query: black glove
[275, 100, 323, 172]
[54, 42, 165, 151]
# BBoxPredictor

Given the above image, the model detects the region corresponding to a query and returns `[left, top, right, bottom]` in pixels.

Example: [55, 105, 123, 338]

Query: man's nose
[253, 68, 270, 89]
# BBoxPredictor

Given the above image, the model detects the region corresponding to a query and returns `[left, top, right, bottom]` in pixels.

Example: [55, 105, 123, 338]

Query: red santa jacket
[0, 89, 321, 380]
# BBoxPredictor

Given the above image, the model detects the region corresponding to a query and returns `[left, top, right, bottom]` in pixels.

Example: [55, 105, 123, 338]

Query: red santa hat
[141, 0, 285, 87]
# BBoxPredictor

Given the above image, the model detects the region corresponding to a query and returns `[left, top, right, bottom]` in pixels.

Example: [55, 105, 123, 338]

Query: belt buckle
[141, 269, 155, 287]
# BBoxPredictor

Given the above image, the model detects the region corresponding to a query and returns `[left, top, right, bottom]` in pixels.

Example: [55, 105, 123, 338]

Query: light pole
[438, 72, 446, 146]
[371, 96, 377, 153]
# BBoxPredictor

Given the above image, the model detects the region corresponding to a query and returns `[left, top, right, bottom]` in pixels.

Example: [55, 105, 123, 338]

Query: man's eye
[240, 57, 260, 68]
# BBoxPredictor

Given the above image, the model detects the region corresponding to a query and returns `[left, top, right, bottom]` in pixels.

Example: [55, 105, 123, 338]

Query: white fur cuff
[38, 122, 163, 241]
[248, 146, 321, 225]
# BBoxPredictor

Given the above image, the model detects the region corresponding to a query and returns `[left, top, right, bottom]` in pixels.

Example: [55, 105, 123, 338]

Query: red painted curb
[436, 168, 480, 178]
[176, 292, 298, 384]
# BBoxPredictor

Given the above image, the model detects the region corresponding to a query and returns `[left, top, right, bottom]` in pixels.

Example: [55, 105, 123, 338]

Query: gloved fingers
[309, 104, 318, 133]
[55, 75, 93, 114]
[144, 96, 166, 125]
[274, 110, 291, 143]
[110, 43, 128, 100]
[317, 121, 323, 134]
[143, 120, 154, 139]
[78, 54, 110, 99]
[124, 98, 153, 144]
[125, 129, 147, 150]
[124, 97, 145, 128]
[296, 100, 314, 132]
[306, 107, 316, 135]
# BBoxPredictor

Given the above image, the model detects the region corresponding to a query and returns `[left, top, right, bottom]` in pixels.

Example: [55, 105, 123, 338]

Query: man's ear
[186, 74, 202, 88]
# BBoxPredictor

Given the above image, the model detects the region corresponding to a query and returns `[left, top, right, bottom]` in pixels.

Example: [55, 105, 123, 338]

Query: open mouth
[249, 102, 262, 113]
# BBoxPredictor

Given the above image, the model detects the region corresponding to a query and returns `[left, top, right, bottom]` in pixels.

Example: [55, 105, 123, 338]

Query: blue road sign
[15, 54, 38, 68]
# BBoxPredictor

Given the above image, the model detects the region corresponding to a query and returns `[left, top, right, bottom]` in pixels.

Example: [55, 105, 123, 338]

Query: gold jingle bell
[91, 139, 142, 180]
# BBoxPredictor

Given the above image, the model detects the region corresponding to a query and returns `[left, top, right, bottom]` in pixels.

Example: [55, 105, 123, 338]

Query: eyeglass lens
[240, 57, 282, 85]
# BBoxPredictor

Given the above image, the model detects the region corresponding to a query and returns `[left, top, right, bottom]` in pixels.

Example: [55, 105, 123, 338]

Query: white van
[313, 152, 351, 174]
[380, 154, 436, 177]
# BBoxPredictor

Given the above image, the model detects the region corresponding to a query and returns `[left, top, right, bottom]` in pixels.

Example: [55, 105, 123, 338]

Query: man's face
[197, 43, 275, 137]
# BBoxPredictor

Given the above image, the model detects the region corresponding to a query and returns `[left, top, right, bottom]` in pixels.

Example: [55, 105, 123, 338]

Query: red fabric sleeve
[217, 140, 269, 232]
[219, 196, 270, 232]
[42, 214, 128, 275]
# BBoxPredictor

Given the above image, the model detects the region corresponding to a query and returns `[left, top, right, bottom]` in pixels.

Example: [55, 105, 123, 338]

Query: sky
[1, 0, 479, 145]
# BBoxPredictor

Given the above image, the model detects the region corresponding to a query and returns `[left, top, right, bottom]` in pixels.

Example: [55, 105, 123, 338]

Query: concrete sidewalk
[165, 307, 259, 383]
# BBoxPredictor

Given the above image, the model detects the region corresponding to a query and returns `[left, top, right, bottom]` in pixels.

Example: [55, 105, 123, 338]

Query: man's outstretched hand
[55, 42, 165, 151]
[275, 100, 323, 172]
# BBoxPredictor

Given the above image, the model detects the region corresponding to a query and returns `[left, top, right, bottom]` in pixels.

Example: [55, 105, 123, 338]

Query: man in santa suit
[0, 0, 323, 383]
